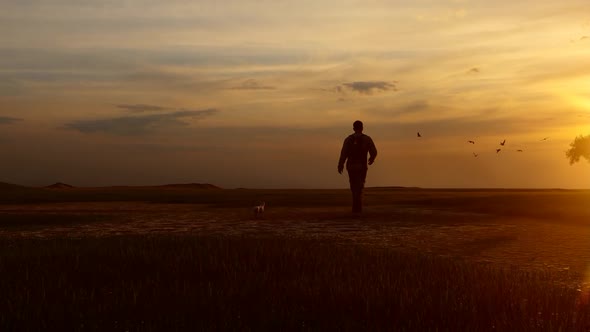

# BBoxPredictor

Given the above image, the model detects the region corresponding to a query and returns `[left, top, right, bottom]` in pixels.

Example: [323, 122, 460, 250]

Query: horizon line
[3, 181, 589, 191]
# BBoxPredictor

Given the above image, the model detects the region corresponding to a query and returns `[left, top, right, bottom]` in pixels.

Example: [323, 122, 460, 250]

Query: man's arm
[368, 137, 377, 165]
[338, 137, 349, 174]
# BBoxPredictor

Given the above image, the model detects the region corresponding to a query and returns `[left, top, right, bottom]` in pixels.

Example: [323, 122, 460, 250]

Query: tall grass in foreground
[1, 235, 589, 331]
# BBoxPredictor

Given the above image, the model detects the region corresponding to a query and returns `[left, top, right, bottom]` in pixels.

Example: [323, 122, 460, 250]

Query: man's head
[353, 120, 363, 133]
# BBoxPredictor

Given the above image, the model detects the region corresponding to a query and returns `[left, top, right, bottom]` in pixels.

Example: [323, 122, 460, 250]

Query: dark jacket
[338, 133, 377, 170]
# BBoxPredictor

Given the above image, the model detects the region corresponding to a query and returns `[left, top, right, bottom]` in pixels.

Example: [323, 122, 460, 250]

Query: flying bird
[473, 153, 479, 157]
[500, 139, 506, 146]
[468, 140, 475, 144]
[496, 148, 501, 153]
[417, 132, 422, 138]
[517, 149, 523, 152]
[540, 137, 549, 141]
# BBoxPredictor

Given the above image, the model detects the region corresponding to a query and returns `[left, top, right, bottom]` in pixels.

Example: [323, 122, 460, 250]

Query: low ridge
[46, 182, 75, 189]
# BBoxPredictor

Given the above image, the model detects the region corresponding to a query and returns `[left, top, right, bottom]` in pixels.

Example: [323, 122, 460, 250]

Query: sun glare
[572, 96, 590, 111]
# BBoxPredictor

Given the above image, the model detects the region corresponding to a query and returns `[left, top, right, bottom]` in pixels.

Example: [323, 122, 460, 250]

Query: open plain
[1, 185, 590, 330]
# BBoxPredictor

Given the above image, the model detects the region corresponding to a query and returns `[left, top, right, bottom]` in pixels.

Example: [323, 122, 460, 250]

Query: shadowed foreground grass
[1, 235, 590, 331]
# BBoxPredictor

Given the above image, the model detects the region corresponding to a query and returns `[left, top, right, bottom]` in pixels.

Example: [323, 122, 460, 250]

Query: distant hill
[46, 182, 75, 189]
[158, 183, 221, 189]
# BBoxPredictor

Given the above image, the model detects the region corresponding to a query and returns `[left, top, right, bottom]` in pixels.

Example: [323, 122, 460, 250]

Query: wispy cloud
[0, 80, 23, 96]
[362, 100, 434, 119]
[398, 100, 431, 114]
[0, 116, 23, 125]
[116, 104, 169, 112]
[65, 109, 218, 135]
[338, 81, 397, 95]
[230, 79, 275, 90]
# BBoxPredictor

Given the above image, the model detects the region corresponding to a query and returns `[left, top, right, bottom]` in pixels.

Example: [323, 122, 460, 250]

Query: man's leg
[357, 168, 368, 213]
[348, 169, 362, 213]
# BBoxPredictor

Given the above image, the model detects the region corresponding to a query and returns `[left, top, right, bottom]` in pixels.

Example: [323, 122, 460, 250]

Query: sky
[0, 0, 589, 189]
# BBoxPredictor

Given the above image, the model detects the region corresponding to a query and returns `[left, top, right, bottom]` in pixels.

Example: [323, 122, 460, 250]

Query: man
[338, 120, 378, 214]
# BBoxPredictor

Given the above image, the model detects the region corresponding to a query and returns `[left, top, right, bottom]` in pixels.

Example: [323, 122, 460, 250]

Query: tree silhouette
[566, 135, 590, 165]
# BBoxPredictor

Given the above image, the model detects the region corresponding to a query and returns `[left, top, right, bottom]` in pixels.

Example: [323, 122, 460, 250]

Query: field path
[2, 201, 590, 287]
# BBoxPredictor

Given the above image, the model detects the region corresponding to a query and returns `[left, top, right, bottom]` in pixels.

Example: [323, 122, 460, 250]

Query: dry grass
[1, 235, 590, 331]
[1, 187, 590, 330]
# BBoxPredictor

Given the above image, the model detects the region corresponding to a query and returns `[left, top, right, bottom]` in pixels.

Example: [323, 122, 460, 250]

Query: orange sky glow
[0, 0, 589, 188]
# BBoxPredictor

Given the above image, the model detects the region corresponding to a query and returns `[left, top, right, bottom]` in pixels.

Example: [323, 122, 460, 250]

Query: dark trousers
[347, 167, 368, 213]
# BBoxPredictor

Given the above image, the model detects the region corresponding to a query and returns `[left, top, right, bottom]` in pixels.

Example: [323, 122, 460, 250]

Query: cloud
[65, 109, 218, 136]
[338, 81, 397, 95]
[581, 36, 589, 41]
[230, 79, 275, 90]
[398, 100, 430, 114]
[0, 116, 23, 125]
[0, 80, 23, 96]
[366, 100, 431, 117]
[116, 104, 169, 112]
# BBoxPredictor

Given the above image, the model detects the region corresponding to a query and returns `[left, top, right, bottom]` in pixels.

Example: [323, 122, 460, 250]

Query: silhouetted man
[338, 120, 377, 214]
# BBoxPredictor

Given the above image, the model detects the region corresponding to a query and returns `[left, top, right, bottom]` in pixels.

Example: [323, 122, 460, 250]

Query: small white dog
[253, 201, 265, 218]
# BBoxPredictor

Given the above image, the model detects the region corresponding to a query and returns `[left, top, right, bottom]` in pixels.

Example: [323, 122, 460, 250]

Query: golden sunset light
[3, 2, 590, 330]
[1, 0, 589, 189]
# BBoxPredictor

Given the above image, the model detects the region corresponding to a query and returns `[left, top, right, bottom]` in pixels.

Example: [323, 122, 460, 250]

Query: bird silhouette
[540, 137, 549, 141]
[500, 139, 506, 146]
[517, 149, 523, 152]
[417, 132, 422, 138]
[496, 148, 501, 153]
[473, 153, 479, 157]
[468, 140, 475, 144]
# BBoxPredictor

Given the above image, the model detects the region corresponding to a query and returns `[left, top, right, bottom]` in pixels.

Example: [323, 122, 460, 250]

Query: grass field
[1, 185, 590, 330]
